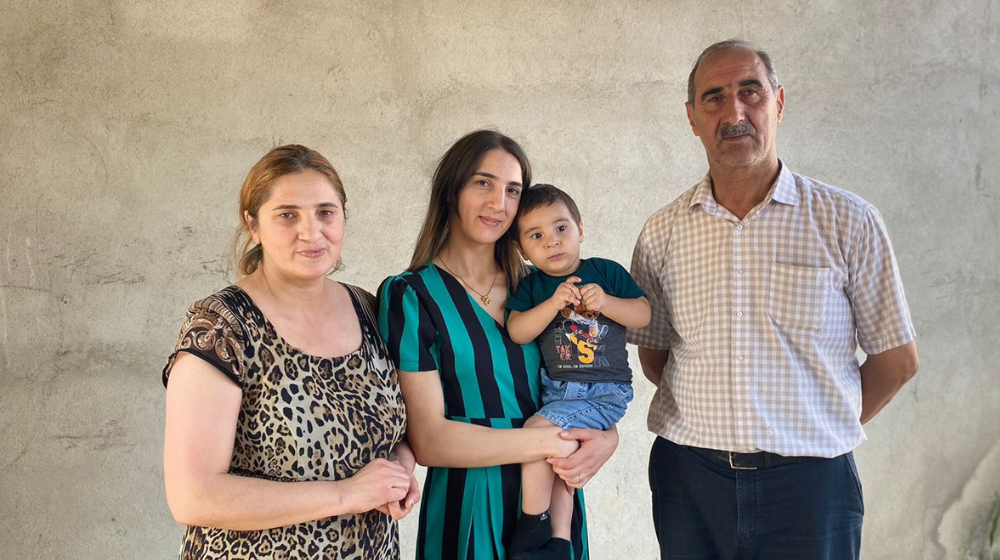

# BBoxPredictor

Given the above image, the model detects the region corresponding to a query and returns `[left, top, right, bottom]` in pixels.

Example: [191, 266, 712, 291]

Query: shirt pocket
[766, 263, 834, 333]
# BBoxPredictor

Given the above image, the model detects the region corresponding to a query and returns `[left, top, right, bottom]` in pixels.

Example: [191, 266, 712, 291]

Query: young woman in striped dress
[378, 130, 620, 560]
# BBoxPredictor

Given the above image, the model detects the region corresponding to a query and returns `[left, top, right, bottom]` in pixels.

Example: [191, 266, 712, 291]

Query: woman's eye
[279, 212, 295, 220]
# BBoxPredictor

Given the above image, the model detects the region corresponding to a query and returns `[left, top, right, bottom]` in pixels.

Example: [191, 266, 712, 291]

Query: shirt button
[737, 269, 745, 275]
[736, 355, 744, 361]
[736, 311, 744, 318]
[736, 225, 744, 231]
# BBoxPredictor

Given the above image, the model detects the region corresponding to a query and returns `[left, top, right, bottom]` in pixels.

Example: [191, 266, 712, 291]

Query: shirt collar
[688, 160, 799, 214]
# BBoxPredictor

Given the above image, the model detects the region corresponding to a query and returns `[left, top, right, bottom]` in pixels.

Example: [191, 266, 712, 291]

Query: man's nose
[722, 96, 747, 125]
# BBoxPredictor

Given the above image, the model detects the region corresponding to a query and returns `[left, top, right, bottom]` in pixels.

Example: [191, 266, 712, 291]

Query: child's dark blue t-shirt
[507, 257, 645, 383]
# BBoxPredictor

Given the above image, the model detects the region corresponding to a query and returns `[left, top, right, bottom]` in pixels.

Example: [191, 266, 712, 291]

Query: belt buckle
[728, 451, 757, 470]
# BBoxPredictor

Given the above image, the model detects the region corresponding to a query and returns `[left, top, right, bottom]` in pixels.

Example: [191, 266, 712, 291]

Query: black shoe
[511, 538, 572, 560]
[509, 511, 552, 557]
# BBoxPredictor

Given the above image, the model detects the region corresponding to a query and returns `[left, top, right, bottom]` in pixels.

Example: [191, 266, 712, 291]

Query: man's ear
[775, 86, 785, 124]
[686, 102, 700, 137]
[578, 219, 585, 241]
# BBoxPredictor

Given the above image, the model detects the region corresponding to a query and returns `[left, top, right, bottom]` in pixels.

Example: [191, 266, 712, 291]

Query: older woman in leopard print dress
[163, 145, 419, 560]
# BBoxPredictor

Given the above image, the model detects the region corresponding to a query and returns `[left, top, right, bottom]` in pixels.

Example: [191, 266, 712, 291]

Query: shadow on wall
[939, 439, 1000, 559]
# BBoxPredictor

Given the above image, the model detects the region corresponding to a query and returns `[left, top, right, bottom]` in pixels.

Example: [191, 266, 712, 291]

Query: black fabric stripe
[499, 462, 521, 553]
[443, 467, 468, 560]
[379, 276, 407, 371]
[438, 271, 505, 419]
[571, 491, 585, 560]
[407, 272, 467, 417]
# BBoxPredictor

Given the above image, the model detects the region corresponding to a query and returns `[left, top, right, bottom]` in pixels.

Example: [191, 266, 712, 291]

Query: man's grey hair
[687, 40, 780, 105]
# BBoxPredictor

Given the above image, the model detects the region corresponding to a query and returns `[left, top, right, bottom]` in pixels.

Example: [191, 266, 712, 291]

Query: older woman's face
[453, 149, 524, 247]
[249, 170, 345, 282]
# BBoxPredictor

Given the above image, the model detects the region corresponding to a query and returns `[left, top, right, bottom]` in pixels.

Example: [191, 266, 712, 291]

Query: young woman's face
[452, 149, 524, 246]
[249, 170, 345, 282]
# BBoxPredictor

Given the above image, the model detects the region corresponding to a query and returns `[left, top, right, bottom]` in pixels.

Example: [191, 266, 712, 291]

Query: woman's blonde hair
[231, 145, 346, 276]
[409, 130, 532, 286]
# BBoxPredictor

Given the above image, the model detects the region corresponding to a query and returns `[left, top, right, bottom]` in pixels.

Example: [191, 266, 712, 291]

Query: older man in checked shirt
[628, 40, 919, 560]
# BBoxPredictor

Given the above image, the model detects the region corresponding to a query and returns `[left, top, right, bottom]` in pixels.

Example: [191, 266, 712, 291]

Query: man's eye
[507, 187, 521, 197]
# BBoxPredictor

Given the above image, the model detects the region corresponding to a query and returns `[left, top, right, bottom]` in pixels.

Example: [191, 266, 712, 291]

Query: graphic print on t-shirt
[554, 303, 610, 368]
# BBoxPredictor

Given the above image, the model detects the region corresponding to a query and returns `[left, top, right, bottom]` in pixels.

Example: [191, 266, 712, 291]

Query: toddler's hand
[548, 276, 582, 313]
[580, 284, 607, 312]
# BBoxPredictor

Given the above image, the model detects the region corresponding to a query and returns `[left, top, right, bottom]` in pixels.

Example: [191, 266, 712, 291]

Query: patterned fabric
[627, 164, 916, 458]
[508, 257, 645, 383]
[378, 264, 589, 560]
[163, 284, 406, 560]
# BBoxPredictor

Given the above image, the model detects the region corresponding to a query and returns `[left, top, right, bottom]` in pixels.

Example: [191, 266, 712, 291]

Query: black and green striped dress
[378, 264, 589, 560]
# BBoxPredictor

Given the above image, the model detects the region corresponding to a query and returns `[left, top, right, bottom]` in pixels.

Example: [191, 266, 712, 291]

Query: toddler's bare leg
[521, 415, 558, 514]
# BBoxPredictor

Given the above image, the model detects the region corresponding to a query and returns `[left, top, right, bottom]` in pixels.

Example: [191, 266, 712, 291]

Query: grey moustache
[720, 122, 755, 139]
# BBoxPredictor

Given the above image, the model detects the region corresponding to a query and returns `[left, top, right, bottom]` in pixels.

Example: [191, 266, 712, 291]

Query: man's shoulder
[790, 170, 874, 215]
[641, 181, 702, 230]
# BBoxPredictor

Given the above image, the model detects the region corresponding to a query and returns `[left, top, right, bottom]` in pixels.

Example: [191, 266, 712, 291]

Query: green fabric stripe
[424, 268, 486, 418]
[457, 468, 482, 559]
[473, 480, 493, 559]
[485, 460, 508, 558]
[397, 277, 427, 372]
[422, 467, 447, 560]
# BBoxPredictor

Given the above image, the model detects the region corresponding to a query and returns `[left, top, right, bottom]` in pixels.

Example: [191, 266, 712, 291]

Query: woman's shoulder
[186, 286, 248, 327]
[377, 264, 438, 296]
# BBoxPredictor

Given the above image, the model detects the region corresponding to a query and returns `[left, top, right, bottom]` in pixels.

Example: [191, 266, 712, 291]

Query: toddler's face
[516, 202, 584, 277]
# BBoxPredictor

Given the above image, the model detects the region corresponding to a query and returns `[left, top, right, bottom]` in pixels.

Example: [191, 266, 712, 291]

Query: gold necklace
[438, 257, 498, 306]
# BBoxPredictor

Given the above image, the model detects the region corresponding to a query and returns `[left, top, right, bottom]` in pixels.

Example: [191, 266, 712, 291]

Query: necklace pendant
[481, 295, 491, 306]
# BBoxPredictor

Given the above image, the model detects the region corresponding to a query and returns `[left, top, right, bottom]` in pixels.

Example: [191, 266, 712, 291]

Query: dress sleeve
[378, 275, 440, 372]
[848, 205, 916, 355]
[162, 297, 246, 389]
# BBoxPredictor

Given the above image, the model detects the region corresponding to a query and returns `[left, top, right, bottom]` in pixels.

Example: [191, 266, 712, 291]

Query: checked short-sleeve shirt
[627, 163, 916, 458]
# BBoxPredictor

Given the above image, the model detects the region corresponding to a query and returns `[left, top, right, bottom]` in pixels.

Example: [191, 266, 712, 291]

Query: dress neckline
[229, 284, 366, 362]
[429, 263, 510, 330]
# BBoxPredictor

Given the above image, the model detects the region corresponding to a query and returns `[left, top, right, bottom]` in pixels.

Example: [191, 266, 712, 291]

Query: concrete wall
[1, 1, 997, 558]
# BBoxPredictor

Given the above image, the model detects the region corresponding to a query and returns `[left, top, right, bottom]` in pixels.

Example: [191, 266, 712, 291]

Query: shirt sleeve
[378, 275, 440, 372]
[626, 220, 672, 350]
[162, 298, 246, 389]
[848, 205, 916, 355]
[506, 275, 536, 312]
[595, 258, 646, 299]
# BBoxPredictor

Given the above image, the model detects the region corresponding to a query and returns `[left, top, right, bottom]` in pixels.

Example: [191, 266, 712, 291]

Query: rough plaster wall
[0, 1, 997, 558]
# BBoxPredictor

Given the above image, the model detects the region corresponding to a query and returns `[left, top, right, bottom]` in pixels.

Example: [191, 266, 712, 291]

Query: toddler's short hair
[515, 184, 582, 234]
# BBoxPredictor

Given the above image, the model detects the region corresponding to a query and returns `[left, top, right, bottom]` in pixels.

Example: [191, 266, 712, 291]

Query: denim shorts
[535, 370, 634, 430]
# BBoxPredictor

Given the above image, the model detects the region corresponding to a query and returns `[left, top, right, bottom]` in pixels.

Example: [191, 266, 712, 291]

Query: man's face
[686, 48, 784, 172]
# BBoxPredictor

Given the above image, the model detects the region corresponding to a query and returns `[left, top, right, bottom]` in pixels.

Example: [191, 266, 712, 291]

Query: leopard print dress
[163, 284, 406, 560]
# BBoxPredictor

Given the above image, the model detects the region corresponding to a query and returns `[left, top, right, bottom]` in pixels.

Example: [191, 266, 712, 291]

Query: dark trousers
[649, 437, 864, 560]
